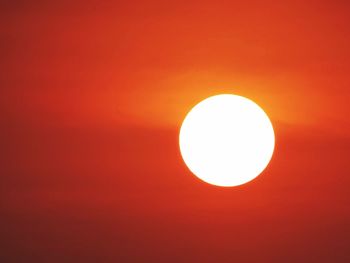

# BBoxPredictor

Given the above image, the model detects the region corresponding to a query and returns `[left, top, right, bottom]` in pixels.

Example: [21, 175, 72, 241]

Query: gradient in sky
[1, 1, 350, 262]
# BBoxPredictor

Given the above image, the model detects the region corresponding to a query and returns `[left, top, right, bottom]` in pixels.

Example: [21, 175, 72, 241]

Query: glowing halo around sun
[179, 94, 275, 187]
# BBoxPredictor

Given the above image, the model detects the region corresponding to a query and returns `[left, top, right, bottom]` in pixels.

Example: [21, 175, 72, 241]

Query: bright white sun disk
[179, 94, 275, 187]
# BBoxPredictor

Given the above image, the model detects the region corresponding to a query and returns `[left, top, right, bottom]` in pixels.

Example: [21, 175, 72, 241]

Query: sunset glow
[2, 1, 350, 262]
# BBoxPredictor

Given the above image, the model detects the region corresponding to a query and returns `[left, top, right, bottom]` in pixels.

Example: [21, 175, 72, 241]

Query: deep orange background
[1, 1, 350, 262]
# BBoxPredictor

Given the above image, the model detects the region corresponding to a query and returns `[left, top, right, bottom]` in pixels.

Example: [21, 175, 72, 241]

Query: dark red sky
[1, 1, 350, 262]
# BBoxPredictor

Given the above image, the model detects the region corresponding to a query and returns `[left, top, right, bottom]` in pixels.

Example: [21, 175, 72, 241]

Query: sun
[179, 94, 275, 187]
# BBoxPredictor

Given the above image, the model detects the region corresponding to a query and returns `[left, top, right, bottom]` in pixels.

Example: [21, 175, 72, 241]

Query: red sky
[1, 1, 350, 262]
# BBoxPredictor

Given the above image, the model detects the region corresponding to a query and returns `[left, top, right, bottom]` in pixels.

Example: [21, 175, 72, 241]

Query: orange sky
[1, 1, 350, 262]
